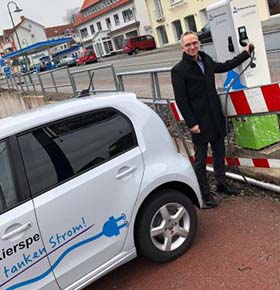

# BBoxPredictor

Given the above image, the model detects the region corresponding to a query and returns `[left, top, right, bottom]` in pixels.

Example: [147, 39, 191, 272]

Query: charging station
[207, 0, 280, 150]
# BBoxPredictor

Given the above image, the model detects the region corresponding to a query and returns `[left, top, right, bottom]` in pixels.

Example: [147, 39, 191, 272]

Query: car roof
[0, 92, 137, 139]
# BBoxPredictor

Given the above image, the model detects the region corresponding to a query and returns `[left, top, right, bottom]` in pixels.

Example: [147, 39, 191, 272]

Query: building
[45, 24, 81, 63]
[45, 24, 80, 54]
[75, 0, 152, 57]
[0, 16, 47, 65]
[145, 0, 280, 47]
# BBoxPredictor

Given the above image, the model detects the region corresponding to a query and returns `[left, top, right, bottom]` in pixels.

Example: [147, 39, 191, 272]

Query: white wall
[13, 19, 48, 65]
[16, 20, 47, 49]
[133, 1, 153, 35]
[79, 2, 136, 41]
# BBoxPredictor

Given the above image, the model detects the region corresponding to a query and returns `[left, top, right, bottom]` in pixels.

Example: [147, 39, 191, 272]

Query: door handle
[1, 222, 32, 240]
[115, 166, 137, 180]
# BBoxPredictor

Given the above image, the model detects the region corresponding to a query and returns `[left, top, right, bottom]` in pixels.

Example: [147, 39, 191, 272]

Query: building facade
[0, 16, 47, 66]
[75, 0, 152, 57]
[45, 24, 81, 62]
[145, 0, 280, 47]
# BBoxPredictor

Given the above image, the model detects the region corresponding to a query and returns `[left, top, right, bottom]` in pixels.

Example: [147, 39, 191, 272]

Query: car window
[86, 50, 94, 56]
[146, 35, 154, 40]
[18, 109, 137, 196]
[0, 141, 18, 214]
[131, 37, 140, 43]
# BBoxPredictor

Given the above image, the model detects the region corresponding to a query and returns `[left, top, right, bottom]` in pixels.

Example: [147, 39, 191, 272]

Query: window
[18, 110, 137, 196]
[154, 0, 164, 18]
[268, 0, 280, 16]
[0, 141, 18, 213]
[156, 25, 169, 45]
[80, 28, 89, 39]
[105, 17, 112, 29]
[96, 21, 102, 31]
[122, 9, 134, 22]
[113, 35, 125, 49]
[125, 30, 138, 38]
[185, 15, 197, 32]
[114, 14, 120, 26]
[172, 20, 183, 41]
[104, 40, 114, 53]
[90, 24, 95, 34]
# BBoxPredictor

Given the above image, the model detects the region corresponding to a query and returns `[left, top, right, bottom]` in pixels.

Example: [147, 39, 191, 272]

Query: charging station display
[207, 0, 280, 150]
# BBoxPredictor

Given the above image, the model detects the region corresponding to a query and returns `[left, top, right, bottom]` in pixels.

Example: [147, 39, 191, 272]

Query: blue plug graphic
[102, 214, 128, 237]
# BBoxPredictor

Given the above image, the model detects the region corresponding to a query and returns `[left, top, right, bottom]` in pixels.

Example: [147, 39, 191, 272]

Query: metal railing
[1, 63, 119, 97]
[117, 67, 171, 101]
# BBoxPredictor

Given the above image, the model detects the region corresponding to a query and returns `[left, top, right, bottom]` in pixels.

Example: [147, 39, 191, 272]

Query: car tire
[128, 52, 133, 55]
[134, 48, 140, 54]
[135, 189, 197, 262]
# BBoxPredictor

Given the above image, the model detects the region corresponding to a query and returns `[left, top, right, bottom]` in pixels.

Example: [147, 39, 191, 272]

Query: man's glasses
[184, 41, 200, 48]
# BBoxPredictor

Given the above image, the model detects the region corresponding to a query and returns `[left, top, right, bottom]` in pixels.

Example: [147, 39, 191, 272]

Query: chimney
[20, 16, 25, 21]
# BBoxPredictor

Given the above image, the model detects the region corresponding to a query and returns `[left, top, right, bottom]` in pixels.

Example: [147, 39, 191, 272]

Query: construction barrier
[142, 82, 280, 170]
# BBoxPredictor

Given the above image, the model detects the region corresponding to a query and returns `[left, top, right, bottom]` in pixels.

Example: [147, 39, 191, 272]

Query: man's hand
[190, 124, 200, 134]
[245, 43, 254, 55]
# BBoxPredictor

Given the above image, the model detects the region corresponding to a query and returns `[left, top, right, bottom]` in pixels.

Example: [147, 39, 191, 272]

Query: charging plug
[102, 214, 128, 237]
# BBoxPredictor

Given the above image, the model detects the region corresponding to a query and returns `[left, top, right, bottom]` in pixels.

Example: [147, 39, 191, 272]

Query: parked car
[0, 92, 202, 290]
[58, 56, 77, 68]
[76, 49, 98, 65]
[197, 23, 212, 43]
[123, 35, 156, 55]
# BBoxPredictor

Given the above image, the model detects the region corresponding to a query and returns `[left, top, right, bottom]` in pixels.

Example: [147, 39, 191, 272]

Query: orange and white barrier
[167, 83, 280, 169]
[188, 156, 280, 169]
[220, 83, 280, 117]
[170, 83, 280, 120]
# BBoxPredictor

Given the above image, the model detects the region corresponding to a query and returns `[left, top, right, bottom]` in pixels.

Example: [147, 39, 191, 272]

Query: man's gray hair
[181, 31, 198, 45]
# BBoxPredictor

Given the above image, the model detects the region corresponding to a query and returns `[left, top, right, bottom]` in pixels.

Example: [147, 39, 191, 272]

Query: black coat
[171, 50, 250, 144]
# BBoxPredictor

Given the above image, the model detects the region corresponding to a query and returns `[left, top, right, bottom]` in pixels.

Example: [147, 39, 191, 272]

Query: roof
[45, 24, 74, 38]
[3, 38, 72, 59]
[80, 0, 99, 11]
[75, 0, 131, 27]
[52, 44, 80, 58]
[3, 16, 44, 37]
[0, 93, 137, 139]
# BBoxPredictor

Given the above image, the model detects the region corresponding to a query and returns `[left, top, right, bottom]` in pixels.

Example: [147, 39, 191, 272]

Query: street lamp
[22, 38, 34, 67]
[7, 1, 29, 71]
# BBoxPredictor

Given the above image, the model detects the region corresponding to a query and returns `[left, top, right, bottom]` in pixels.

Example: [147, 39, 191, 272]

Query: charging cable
[224, 45, 255, 184]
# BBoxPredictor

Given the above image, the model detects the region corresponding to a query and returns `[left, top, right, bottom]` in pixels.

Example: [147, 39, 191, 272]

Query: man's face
[182, 34, 200, 57]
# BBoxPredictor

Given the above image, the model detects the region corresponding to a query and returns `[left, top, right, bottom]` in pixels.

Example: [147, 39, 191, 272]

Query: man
[171, 31, 253, 209]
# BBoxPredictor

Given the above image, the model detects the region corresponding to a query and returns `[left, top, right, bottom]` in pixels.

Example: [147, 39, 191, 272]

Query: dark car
[197, 23, 212, 43]
[122, 35, 156, 55]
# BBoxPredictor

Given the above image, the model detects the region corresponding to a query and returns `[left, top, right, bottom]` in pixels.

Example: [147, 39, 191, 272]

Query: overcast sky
[0, 0, 83, 34]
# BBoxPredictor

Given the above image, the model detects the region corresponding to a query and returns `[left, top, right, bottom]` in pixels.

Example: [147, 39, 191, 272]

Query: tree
[64, 7, 80, 24]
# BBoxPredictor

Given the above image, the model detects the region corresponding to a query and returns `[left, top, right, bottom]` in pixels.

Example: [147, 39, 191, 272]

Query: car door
[17, 108, 144, 289]
[0, 139, 59, 290]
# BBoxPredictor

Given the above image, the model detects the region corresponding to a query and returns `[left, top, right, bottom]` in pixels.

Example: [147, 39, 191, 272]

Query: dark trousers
[193, 137, 226, 197]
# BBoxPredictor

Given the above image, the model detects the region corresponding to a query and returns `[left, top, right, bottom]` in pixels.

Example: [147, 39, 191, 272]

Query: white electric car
[0, 92, 202, 290]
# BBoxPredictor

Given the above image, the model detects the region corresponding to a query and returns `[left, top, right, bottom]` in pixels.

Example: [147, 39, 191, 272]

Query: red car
[123, 35, 156, 55]
[76, 49, 98, 65]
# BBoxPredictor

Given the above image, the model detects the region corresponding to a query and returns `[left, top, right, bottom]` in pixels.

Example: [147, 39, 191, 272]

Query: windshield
[86, 50, 94, 56]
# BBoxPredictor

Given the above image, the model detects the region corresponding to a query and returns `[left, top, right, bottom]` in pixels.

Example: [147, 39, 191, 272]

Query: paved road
[84, 191, 280, 290]
[34, 47, 280, 100]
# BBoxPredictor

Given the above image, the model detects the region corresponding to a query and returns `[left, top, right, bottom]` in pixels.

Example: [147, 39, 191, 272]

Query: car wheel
[134, 48, 140, 54]
[128, 52, 133, 55]
[135, 189, 197, 262]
